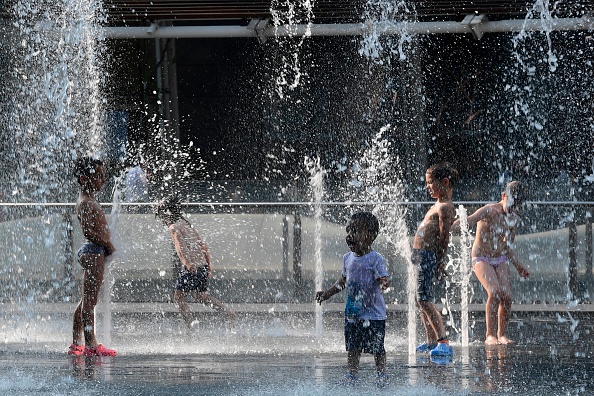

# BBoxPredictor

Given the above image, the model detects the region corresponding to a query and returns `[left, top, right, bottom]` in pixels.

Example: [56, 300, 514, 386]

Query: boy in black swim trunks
[412, 162, 457, 358]
[68, 156, 117, 357]
[155, 196, 235, 328]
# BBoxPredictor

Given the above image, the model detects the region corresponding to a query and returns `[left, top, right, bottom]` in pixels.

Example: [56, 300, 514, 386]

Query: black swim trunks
[344, 318, 386, 355]
[175, 266, 208, 293]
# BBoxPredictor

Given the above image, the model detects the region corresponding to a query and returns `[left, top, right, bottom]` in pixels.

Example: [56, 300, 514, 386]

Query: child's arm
[436, 204, 455, 280]
[508, 250, 529, 278]
[170, 225, 193, 271]
[451, 204, 492, 234]
[198, 234, 213, 277]
[315, 276, 346, 305]
[504, 226, 530, 279]
[378, 276, 390, 292]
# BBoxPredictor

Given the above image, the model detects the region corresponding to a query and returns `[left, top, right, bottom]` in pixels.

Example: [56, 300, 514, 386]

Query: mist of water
[456, 205, 472, 347]
[5, 0, 107, 204]
[305, 156, 326, 337]
[270, 0, 315, 99]
[348, 125, 415, 352]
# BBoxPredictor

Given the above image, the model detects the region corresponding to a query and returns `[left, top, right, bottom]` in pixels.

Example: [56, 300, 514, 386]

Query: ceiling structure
[1, 1, 593, 38]
[104, 0, 593, 24]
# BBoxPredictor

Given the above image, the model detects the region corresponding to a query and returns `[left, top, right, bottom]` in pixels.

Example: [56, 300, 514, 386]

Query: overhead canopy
[1, 1, 593, 38]
[104, 0, 593, 25]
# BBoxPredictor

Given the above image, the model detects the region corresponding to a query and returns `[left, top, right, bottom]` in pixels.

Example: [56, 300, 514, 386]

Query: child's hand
[315, 291, 327, 305]
[516, 265, 529, 279]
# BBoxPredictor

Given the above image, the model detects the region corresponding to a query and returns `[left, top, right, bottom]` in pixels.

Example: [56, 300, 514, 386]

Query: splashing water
[501, 0, 559, 182]
[442, 206, 475, 346]
[270, 0, 315, 98]
[514, 0, 558, 73]
[456, 205, 472, 347]
[305, 156, 326, 336]
[6, 0, 107, 204]
[348, 125, 414, 352]
[359, 0, 415, 64]
[99, 171, 127, 348]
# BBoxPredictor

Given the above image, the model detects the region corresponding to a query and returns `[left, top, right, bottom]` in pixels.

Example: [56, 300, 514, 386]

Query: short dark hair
[427, 162, 459, 186]
[506, 180, 527, 203]
[154, 195, 183, 224]
[74, 156, 103, 181]
[350, 211, 380, 236]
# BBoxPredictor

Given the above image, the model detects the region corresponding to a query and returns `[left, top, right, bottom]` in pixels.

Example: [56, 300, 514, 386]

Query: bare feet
[485, 335, 500, 345]
[498, 336, 514, 345]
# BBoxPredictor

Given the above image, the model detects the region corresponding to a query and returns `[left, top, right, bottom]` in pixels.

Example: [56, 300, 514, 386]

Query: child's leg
[418, 300, 446, 340]
[347, 350, 362, 375]
[374, 352, 386, 374]
[174, 289, 194, 327]
[80, 254, 105, 347]
[474, 261, 502, 345]
[196, 292, 236, 319]
[418, 309, 437, 344]
[494, 264, 513, 343]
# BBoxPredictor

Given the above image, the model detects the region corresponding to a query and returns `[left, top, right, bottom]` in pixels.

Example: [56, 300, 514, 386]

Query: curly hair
[350, 211, 380, 236]
[74, 156, 103, 181]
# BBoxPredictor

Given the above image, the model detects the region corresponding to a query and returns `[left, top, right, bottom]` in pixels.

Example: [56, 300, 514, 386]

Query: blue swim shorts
[175, 266, 209, 293]
[344, 318, 386, 355]
[412, 249, 438, 302]
[77, 241, 107, 261]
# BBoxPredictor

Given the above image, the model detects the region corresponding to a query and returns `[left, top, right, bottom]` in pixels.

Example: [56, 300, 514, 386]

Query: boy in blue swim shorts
[155, 196, 235, 328]
[316, 212, 390, 383]
[68, 156, 117, 357]
[412, 162, 458, 359]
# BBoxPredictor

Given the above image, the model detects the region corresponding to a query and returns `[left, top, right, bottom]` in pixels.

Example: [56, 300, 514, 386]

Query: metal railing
[0, 201, 592, 303]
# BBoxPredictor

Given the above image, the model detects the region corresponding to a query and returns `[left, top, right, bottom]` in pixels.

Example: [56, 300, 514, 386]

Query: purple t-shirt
[342, 250, 389, 320]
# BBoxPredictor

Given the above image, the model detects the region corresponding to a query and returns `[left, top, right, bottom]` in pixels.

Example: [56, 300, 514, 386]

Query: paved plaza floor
[1, 305, 593, 395]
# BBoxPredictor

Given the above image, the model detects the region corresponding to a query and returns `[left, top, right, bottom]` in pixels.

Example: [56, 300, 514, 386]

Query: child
[451, 181, 529, 345]
[413, 162, 458, 358]
[155, 196, 235, 328]
[68, 156, 117, 357]
[316, 212, 390, 383]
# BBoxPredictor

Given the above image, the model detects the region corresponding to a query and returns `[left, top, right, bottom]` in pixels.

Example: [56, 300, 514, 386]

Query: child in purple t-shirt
[316, 212, 390, 383]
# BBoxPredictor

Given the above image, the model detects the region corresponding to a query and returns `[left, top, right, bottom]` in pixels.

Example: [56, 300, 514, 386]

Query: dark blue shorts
[175, 266, 208, 293]
[412, 249, 437, 302]
[344, 318, 386, 355]
[77, 242, 107, 261]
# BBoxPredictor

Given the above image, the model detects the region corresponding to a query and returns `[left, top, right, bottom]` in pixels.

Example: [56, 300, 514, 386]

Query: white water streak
[306, 157, 326, 337]
[457, 205, 471, 347]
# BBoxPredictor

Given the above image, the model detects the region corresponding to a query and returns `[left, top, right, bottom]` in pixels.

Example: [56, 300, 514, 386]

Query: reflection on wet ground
[0, 345, 593, 395]
[1, 309, 593, 395]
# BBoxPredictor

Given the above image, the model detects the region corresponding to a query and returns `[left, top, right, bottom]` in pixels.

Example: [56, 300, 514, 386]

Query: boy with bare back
[155, 196, 235, 328]
[68, 156, 117, 357]
[413, 162, 458, 358]
[451, 181, 529, 345]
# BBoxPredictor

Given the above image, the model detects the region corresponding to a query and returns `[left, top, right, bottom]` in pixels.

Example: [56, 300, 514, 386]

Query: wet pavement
[1, 345, 592, 395]
[1, 307, 594, 395]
